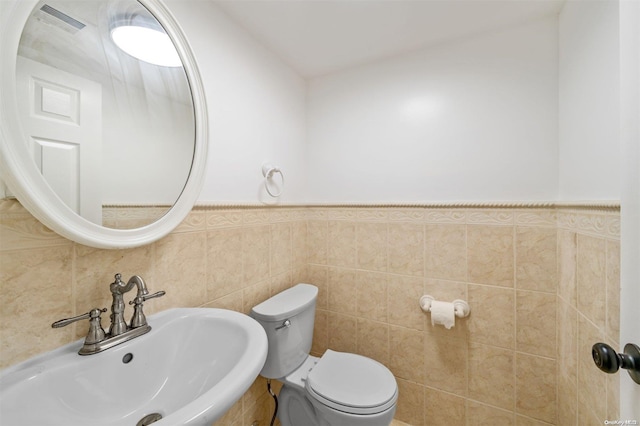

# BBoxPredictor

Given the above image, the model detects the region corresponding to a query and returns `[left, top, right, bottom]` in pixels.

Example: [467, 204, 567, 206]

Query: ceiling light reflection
[111, 25, 181, 67]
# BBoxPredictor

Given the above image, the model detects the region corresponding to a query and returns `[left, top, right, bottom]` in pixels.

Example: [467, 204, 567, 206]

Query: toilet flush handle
[275, 319, 291, 330]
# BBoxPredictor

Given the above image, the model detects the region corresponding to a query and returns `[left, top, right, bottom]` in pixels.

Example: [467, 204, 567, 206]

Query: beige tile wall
[556, 209, 621, 426]
[305, 207, 565, 425]
[0, 200, 307, 426]
[0, 200, 620, 426]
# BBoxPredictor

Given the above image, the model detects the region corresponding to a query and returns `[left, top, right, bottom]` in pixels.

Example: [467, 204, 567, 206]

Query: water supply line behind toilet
[267, 379, 278, 426]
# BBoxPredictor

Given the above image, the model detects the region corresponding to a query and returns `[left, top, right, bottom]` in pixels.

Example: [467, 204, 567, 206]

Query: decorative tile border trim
[0, 198, 31, 215]
[515, 210, 558, 227]
[3, 198, 618, 212]
[191, 202, 619, 235]
[557, 210, 620, 239]
[102, 204, 172, 208]
[0, 198, 621, 245]
[193, 201, 620, 210]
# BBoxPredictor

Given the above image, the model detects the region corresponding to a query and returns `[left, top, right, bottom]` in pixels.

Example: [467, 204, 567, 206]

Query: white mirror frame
[0, 0, 208, 249]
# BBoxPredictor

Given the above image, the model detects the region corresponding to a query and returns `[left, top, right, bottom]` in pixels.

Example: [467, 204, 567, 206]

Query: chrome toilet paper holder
[419, 295, 471, 318]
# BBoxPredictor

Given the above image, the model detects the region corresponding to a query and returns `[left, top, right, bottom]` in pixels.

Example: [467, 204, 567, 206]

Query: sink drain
[136, 413, 163, 426]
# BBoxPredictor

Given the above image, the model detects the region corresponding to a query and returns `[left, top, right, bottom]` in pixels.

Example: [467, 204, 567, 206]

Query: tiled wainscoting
[0, 200, 620, 425]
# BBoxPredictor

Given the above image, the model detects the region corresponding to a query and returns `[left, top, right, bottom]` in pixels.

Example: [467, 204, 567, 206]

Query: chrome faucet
[52, 273, 165, 355]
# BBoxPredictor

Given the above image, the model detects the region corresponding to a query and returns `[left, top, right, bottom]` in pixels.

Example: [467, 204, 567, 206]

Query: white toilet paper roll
[430, 301, 455, 329]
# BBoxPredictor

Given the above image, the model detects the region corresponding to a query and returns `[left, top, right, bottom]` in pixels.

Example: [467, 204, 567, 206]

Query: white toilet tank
[250, 284, 318, 379]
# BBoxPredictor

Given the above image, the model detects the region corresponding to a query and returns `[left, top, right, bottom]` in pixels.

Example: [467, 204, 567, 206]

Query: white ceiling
[214, 0, 565, 78]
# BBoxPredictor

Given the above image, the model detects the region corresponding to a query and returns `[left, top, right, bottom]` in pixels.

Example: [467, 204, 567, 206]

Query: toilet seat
[305, 350, 398, 415]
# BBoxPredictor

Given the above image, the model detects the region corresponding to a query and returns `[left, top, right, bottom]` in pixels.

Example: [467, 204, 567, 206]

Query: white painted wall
[101, 72, 194, 205]
[558, 0, 620, 201]
[164, 0, 308, 204]
[306, 17, 559, 203]
[136, 0, 622, 206]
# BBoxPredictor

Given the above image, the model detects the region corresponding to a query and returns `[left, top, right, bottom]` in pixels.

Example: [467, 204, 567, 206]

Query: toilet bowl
[250, 284, 398, 426]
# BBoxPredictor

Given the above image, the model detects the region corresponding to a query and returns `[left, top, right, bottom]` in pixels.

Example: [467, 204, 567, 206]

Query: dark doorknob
[592, 342, 640, 385]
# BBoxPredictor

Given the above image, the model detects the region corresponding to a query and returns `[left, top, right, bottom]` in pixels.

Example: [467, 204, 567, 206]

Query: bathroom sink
[0, 308, 268, 426]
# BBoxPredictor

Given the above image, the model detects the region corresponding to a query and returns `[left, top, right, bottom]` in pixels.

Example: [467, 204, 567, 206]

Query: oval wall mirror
[0, 0, 208, 248]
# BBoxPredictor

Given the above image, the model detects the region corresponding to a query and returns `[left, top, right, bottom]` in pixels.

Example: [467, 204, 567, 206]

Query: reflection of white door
[16, 56, 102, 224]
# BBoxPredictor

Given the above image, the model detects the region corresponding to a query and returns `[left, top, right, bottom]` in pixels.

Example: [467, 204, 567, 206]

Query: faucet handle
[129, 290, 166, 305]
[128, 291, 165, 328]
[142, 290, 165, 302]
[52, 308, 107, 347]
[52, 308, 107, 328]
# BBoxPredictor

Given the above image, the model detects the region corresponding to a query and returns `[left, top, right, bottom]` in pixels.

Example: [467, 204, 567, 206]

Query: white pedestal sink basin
[0, 308, 268, 426]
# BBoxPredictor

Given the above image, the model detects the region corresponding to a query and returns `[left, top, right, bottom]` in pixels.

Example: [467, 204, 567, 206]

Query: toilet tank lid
[251, 283, 318, 322]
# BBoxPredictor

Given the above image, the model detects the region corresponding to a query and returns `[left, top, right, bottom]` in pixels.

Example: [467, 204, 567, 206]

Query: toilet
[250, 283, 398, 426]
